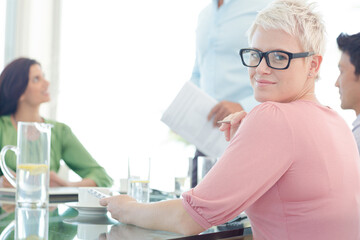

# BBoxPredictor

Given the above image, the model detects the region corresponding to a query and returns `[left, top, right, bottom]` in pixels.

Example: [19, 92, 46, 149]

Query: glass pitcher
[0, 122, 52, 208]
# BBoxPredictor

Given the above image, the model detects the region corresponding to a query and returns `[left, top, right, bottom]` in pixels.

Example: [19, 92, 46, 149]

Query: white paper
[161, 81, 229, 158]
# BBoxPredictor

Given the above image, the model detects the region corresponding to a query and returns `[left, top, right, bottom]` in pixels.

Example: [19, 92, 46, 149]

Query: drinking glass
[0, 122, 52, 208]
[127, 157, 151, 203]
[174, 157, 192, 198]
[197, 156, 218, 184]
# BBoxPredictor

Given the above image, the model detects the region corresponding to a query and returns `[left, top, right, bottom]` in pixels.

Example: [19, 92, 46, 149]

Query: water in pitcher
[17, 164, 49, 208]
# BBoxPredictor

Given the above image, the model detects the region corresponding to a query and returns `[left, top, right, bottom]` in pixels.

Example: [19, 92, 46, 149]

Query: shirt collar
[352, 114, 360, 128]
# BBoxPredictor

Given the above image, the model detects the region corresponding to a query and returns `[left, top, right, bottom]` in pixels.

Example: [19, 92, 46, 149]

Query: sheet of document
[161, 81, 229, 158]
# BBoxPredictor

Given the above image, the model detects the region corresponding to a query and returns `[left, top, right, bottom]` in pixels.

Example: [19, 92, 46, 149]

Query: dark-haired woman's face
[19, 64, 50, 106]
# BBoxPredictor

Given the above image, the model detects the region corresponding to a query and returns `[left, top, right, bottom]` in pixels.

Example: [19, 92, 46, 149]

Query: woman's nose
[256, 57, 271, 74]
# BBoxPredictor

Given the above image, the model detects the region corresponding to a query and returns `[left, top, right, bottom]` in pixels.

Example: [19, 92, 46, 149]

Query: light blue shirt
[352, 114, 360, 155]
[190, 0, 270, 112]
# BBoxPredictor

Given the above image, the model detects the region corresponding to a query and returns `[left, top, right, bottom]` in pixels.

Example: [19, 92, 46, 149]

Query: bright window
[58, 0, 207, 191]
[0, 0, 6, 69]
[316, 0, 360, 125]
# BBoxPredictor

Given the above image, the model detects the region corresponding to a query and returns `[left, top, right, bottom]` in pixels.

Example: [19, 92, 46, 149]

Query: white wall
[57, 0, 208, 191]
[1, 0, 61, 119]
[315, 0, 360, 126]
[0, 1, 6, 68]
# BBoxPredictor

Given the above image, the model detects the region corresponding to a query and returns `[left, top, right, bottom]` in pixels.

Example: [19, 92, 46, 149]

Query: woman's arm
[100, 196, 205, 236]
[57, 123, 113, 187]
[0, 169, 16, 188]
[49, 171, 97, 187]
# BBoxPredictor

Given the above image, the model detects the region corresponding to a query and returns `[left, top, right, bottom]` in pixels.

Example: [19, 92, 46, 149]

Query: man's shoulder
[353, 115, 360, 128]
[198, 3, 212, 20]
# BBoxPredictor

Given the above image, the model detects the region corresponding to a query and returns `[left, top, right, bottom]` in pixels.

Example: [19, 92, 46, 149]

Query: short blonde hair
[248, 0, 326, 56]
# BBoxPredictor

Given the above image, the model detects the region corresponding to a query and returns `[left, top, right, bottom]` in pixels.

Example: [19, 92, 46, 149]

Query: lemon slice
[18, 164, 48, 175]
[17, 235, 44, 240]
[129, 180, 150, 184]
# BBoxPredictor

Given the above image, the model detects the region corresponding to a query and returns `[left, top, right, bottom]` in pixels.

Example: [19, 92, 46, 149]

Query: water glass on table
[174, 157, 192, 198]
[127, 157, 151, 203]
[174, 176, 191, 198]
[197, 156, 218, 184]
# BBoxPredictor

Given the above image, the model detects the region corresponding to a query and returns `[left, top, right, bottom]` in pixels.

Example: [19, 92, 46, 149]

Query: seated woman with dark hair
[0, 57, 113, 187]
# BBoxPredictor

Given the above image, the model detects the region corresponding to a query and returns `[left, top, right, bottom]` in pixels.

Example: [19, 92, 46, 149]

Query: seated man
[335, 32, 360, 154]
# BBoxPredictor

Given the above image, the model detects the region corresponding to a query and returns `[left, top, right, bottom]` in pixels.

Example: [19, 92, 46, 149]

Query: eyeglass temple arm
[292, 51, 315, 59]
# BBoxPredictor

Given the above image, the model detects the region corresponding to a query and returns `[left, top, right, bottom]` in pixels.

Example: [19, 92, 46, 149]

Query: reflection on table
[0, 191, 252, 240]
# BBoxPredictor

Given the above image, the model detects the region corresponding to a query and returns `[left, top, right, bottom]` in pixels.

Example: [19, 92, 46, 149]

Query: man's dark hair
[337, 32, 360, 76]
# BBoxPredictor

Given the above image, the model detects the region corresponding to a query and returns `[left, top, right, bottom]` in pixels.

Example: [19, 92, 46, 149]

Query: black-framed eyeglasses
[239, 48, 315, 70]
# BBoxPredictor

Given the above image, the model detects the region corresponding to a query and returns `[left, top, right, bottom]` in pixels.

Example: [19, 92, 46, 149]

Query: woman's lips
[255, 79, 276, 87]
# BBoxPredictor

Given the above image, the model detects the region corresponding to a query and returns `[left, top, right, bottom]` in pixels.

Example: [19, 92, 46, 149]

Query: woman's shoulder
[0, 115, 11, 121]
[249, 101, 285, 114]
[0, 115, 12, 128]
[250, 100, 322, 114]
[245, 102, 287, 123]
[248, 101, 335, 128]
[247, 101, 321, 124]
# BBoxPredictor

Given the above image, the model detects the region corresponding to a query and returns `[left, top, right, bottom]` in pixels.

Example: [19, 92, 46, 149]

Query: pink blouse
[182, 101, 360, 239]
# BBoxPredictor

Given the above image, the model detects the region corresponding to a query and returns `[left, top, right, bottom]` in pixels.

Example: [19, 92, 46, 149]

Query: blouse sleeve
[182, 102, 294, 229]
[59, 124, 113, 187]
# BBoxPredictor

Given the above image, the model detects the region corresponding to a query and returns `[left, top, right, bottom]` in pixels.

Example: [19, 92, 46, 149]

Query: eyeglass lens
[242, 50, 290, 69]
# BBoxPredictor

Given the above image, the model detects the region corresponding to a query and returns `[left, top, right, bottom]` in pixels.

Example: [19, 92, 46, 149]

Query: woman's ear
[309, 55, 323, 76]
[19, 93, 25, 102]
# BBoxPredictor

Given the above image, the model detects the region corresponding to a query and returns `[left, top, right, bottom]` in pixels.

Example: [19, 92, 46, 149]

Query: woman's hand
[219, 111, 247, 141]
[0, 176, 14, 188]
[1, 203, 15, 213]
[49, 171, 69, 187]
[100, 195, 137, 223]
[50, 171, 97, 187]
[0, 169, 16, 188]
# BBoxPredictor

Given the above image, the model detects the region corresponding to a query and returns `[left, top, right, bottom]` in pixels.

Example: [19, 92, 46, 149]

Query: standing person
[335, 32, 360, 154]
[190, 0, 269, 187]
[101, 1, 360, 239]
[0, 57, 113, 188]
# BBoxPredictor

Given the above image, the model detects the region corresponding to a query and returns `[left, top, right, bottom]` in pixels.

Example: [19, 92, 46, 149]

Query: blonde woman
[101, 1, 360, 239]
